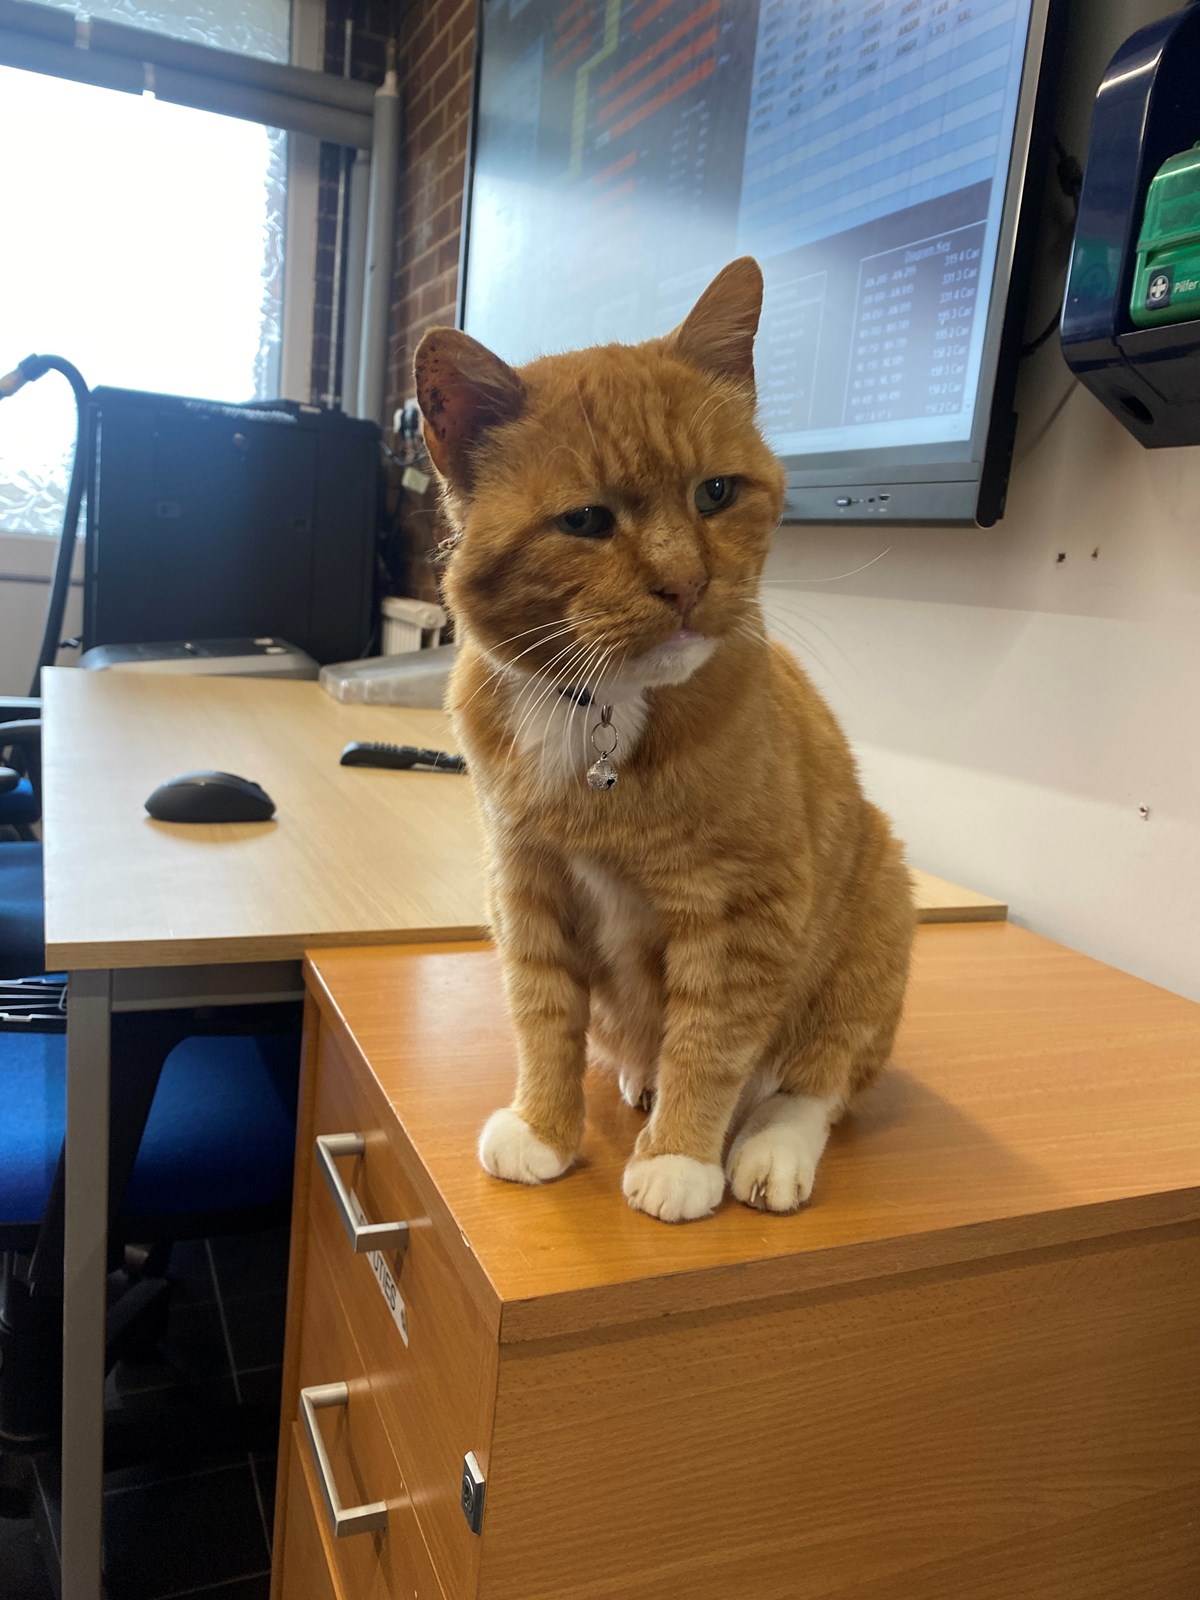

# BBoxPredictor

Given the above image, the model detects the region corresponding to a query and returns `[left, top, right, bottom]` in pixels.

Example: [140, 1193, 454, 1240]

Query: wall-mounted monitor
[459, 0, 1064, 527]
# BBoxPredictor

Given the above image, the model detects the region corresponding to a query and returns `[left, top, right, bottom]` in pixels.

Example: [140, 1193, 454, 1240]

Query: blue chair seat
[0, 775, 38, 827]
[0, 841, 44, 980]
[1, 1028, 299, 1249]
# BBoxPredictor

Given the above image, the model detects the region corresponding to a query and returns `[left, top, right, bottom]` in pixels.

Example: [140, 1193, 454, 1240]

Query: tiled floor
[0, 1224, 291, 1600]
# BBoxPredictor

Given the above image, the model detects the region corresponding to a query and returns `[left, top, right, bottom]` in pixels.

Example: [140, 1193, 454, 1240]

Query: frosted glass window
[0, 0, 291, 537]
[44, 0, 290, 63]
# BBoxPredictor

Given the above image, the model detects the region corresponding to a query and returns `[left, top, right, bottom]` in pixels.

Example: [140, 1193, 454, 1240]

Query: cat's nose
[652, 575, 708, 618]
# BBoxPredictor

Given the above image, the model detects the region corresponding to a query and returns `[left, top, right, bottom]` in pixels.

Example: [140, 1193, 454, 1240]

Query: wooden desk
[38, 665, 1001, 1600]
[909, 866, 1005, 922]
[41, 669, 1003, 969]
[41, 669, 489, 969]
[41, 667, 491, 1600]
[278, 923, 1200, 1600]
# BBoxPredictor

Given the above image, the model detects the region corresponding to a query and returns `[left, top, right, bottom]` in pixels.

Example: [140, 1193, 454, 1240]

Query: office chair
[0, 706, 45, 1000]
[0, 987, 302, 1578]
[0, 1001, 300, 1439]
[0, 712, 43, 1003]
[0, 841, 43, 983]
[0, 704, 40, 844]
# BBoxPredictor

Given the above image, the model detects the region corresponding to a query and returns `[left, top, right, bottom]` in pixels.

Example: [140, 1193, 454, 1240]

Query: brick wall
[385, 0, 476, 603]
[385, 0, 476, 423]
[310, 0, 393, 405]
[314, 0, 477, 605]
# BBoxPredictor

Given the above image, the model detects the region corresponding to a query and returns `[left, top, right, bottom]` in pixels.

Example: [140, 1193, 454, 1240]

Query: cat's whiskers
[574, 648, 601, 776]
[558, 640, 610, 777]
[506, 636, 595, 753]
[686, 387, 735, 439]
[487, 612, 604, 659]
[503, 639, 591, 746]
[509, 636, 603, 761]
[522, 636, 600, 783]
[459, 612, 608, 713]
[550, 648, 587, 782]
[757, 548, 892, 585]
[760, 596, 861, 685]
[566, 641, 621, 781]
[727, 577, 858, 686]
[591, 644, 626, 767]
[730, 618, 766, 644]
[573, 379, 603, 465]
[498, 614, 612, 726]
[732, 613, 846, 694]
[737, 611, 826, 668]
[538, 437, 597, 482]
[746, 561, 884, 683]
[569, 643, 617, 777]
[463, 628, 580, 714]
[500, 619, 599, 679]
[522, 639, 603, 753]
[498, 638, 581, 737]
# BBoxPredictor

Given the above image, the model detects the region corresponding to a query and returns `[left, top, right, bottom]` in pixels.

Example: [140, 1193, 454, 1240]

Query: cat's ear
[413, 328, 525, 485]
[667, 256, 763, 392]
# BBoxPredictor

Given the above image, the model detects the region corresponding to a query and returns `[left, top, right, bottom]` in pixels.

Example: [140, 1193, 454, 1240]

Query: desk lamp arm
[0, 353, 90, 695]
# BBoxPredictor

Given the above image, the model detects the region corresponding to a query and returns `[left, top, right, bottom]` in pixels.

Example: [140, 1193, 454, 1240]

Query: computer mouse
[145, 771, 276, 824]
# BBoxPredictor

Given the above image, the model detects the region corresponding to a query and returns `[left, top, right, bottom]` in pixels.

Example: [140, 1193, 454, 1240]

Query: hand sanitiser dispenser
[1061, 3, 1200, 446]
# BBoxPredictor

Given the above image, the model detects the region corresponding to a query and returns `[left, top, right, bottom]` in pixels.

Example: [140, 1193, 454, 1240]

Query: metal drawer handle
[300, 1382, 388, 1538]
[316, 1133, 409, 1255]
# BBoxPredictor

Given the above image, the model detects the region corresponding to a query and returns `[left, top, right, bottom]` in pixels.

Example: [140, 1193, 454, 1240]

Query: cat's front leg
[478, 849, 590, 1186]
[589, 959, 663, 1112]
[622, 913, 791, 1223]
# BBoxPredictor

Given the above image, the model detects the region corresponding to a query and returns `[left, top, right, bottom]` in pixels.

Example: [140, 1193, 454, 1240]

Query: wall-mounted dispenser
[1061, 3, 1200, 446]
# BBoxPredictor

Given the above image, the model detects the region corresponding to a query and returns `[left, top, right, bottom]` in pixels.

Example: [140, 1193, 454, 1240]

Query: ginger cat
[413, 258, 914, 1224]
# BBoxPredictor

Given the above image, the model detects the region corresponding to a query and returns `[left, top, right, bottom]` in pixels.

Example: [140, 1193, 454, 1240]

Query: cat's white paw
[726, 1128, 817, 1213]
[618, 1063, 656, 1112]
[622, 1154, 725, 1223]
[478, 1109, 571, 1185]
[726, 1092, 838, 1213]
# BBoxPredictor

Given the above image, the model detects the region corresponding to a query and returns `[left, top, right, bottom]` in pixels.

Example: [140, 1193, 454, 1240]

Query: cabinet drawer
[293, 1214, 445, 1600]
[279, 1424, 342, 1600]
[310, 1020, 497, 1600]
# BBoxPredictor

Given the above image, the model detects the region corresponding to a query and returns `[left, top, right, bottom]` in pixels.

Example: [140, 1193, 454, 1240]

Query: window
[0, 0, 303, 538]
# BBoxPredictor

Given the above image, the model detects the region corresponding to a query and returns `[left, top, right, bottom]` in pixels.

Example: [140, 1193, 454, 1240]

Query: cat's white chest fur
[570, 856, 662, 1107]
[571, 856, 785, 1121]
[511, 687, 650, 787]
[570, 858, 657, 965]
[496, 630, 713, 791]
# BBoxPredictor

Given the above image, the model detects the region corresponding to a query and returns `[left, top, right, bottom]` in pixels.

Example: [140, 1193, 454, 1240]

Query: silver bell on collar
[587, 705, 618, 791]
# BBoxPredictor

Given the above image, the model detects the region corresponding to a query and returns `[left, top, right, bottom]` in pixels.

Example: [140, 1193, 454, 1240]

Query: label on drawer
[351, 1187, 410, 1346]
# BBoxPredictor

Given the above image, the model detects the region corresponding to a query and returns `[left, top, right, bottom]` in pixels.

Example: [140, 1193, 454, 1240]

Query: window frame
[0, 0, 328, 558]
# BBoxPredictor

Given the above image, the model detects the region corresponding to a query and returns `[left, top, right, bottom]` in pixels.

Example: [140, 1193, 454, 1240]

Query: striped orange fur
[414, 259, 914, 1222]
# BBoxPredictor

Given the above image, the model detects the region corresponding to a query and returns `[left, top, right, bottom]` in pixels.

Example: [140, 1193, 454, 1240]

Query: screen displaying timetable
[462, 0, 1035, 462]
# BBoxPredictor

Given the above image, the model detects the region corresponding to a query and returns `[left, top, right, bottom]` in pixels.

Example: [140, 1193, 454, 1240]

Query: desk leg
[61, 968, 113, 1600]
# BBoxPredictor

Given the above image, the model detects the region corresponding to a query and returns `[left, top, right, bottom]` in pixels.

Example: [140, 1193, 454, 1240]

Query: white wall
[762, 0, 1200, 1001]
[0, 533, 82, 696]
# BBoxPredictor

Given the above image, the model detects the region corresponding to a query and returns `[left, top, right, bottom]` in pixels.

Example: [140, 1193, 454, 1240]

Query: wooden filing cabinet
[272, 924, 1200, 1600]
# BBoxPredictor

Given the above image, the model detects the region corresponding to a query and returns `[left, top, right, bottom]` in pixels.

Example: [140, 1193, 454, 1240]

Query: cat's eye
[554, 505, 614, 539]
[695, 476, 738, 514]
